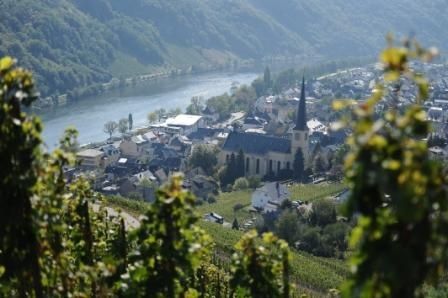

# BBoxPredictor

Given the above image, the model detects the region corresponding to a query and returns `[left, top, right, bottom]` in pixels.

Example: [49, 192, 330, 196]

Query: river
[39, 72, 258, 149]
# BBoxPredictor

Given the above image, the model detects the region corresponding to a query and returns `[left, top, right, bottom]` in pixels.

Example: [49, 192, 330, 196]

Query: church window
[256, 159, 260, 174]
[246, 157, 250, 172]
[286, 162, 290, 170]
[277, 161, 281, 172]
[269, 160, 273, 173]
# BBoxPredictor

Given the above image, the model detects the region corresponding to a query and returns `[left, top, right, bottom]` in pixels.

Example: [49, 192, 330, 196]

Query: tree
[248, 176, 261, 189]
[118, 118, 129, 134]
[128, 113, 133, 130]
[275, 210, 300, 245]
[156, 108, 166, 121]
[233, 177, 249, 191]
[310, 200, 337, 227]
[147, 111, 158, 124]
[252, 77, 265, 97]
[293, 148, 305, 182]
[168, 107, 182, 117]
[121, 175, 212, 297]
[103, 121, 118, 140]
[230, 231, 291, 298]
[186, 96, 204, 115]
[0, 56, 43, 297]
[264, 66, 272, 92]
[188, 144, 219, 176]
[339, 39, 448, 297]
[0, 57, 121, 297]
[313, 153, 326, 175]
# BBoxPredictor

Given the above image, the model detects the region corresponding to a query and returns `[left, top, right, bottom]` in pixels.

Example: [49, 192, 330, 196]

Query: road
[92, 203, 141, 230]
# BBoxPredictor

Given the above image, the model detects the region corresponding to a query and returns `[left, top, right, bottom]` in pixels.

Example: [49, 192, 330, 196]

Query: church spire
[294, 76, 307, 131]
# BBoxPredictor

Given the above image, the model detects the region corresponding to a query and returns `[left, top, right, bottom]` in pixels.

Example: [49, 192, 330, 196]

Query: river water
[39, 72, 258, 149]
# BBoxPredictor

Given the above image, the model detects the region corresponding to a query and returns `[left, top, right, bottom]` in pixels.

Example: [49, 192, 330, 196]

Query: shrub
[233, 177, 249, 191]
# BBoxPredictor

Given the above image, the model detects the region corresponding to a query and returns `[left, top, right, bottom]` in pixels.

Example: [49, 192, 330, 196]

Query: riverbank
[39, 71, 258, 149]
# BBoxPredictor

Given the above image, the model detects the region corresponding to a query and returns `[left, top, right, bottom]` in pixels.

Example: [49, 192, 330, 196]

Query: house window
[269, 160, 273, 173]
[286, 162, 290, 170]
[256, 159, 260, 174]
[277, 161, 281, 173]
[246, 157, 250, 173]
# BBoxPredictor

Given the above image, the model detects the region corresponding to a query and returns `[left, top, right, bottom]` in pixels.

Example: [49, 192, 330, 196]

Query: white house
[165, 114, 204, 135]
[251, 182, 290, 212]
[76, 149, 105, 169]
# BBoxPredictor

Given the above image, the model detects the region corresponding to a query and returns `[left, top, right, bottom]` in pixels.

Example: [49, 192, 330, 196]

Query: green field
[196, 182, 347, 224]
[197, 182, 349, 296]
[288, 182, 348, 203]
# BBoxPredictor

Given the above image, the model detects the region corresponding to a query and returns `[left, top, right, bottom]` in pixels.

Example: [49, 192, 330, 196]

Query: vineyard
[195, 184, 349, 297]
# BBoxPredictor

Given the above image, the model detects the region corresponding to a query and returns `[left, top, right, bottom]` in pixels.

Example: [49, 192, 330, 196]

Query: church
[219, 77, 309, 177]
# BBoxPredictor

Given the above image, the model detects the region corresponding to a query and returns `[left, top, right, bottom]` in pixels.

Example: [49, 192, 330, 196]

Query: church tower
[291, 76, 309, 159]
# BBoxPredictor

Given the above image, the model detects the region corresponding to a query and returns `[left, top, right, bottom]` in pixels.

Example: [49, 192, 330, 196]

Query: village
[69, 62, 448, 230]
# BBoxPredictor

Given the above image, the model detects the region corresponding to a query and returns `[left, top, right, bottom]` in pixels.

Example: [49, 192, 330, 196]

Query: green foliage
[147, 111, 158, 124]
[289, 182, 347, 203]
[189, 144, 219, 176]
[120, 175, 212, 297]
[186, 96, 204, 115]
[128, 113, 133, 130]
[118, 117, 129, 134]
[103, 120, 118, 139]
[233, 177, 250, 191]
[310, 200, 337, 227]
[205, 85, 257, 120]
[0, 57, 123, 296]
[339, 38, 448, 297]
[230, 231, 291, 298]
[247, 176, 262, 189]
[0, 56, 43, 296]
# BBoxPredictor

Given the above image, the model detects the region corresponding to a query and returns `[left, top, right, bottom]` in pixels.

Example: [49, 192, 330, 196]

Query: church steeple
[294, 76, 307, 131]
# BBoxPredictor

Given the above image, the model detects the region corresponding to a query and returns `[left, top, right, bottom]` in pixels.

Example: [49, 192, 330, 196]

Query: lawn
[288, 182, 347, 202]
[196, 189, 254, 225]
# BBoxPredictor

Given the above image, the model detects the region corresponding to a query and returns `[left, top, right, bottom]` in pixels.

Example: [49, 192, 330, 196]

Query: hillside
[1, 0, 447, 96]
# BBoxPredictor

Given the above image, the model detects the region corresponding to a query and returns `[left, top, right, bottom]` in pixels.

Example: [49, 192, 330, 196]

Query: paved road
[92, 203, 141, 230]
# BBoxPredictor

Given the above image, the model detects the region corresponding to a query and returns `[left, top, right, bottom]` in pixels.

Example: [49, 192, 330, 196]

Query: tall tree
[264, 66, 272, 92]
[293, 148, 304, 182]
[103, 121, 118, 140]
[128, 113, 133, 131]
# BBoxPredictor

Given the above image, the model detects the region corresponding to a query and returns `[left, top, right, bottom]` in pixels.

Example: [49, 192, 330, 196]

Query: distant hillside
[1, 0, 447, 96]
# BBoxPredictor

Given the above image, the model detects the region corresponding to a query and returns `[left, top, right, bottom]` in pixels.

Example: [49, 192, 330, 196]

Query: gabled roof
[222, 132, 291, 155]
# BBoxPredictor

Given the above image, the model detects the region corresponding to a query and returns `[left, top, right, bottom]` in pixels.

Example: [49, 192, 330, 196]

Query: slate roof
[222, 132, 291, 155]
[187, 128, 222, 140]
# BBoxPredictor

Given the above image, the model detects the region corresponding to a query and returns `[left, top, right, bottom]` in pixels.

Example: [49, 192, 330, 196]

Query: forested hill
[1, 0, 447, 97]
